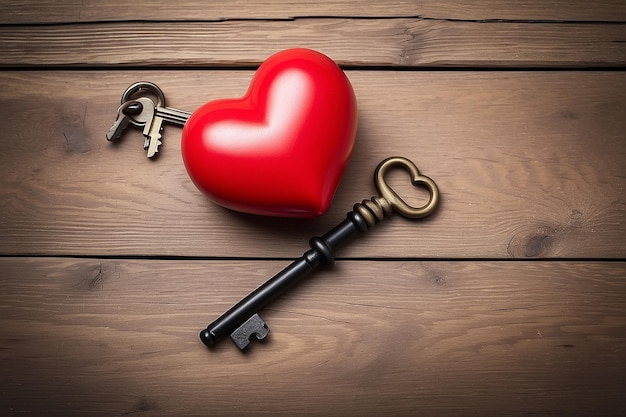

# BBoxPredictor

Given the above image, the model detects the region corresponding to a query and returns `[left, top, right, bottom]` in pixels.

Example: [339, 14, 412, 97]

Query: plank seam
[1, 16, 625, 27]
[1, 254, 625, 263]
[1, 65, 625, 71]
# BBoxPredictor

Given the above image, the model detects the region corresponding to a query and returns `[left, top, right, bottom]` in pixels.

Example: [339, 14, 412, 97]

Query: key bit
[146, 115, 164, 158]
[230, 314, 270, 349]
[199, 156, 440, 350]
[147, 137, 162, 157]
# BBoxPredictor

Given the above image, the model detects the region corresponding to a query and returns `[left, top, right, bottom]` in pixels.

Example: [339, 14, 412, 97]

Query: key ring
[121, 81, 166, 127]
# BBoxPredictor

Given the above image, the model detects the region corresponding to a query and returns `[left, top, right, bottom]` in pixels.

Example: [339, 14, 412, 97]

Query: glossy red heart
[181, 48, 357, 217]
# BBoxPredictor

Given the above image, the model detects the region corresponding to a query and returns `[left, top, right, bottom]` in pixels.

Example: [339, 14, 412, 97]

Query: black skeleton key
[200, 156, 440, 350]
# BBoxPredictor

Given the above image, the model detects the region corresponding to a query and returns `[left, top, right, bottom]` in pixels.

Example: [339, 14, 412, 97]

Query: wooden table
[1, 2, 625, 416]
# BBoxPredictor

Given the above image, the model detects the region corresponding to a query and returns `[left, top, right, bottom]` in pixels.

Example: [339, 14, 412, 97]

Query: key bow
[374, 156, 439, 219]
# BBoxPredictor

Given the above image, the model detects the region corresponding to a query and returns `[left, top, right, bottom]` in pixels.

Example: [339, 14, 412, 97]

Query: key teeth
[230, 313, 270, 350]
[153, 140, 162, 155]
[146, 137, 163, 158]
[106, 125, 121, 141]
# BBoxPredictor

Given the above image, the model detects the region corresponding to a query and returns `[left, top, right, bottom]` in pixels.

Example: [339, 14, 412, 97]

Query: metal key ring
[121, 81, 166, 127]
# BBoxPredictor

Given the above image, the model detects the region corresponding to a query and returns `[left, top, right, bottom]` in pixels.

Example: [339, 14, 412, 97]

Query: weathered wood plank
[0, 71, 624, 259]
[2, 19, 624, 68]
[1, 258, 624, 416]
[1, 0, 625, 23]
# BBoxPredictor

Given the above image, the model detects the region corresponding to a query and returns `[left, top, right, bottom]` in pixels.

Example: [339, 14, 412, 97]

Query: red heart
[181, 48, 357, 217]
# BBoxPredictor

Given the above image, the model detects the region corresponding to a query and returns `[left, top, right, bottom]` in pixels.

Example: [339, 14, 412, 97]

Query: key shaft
[200, 212, 367, 347]
[155, 106, 192, 127]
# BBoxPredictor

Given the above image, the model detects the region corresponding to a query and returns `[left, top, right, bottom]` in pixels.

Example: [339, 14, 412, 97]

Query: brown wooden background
[1, 1, 625, 416]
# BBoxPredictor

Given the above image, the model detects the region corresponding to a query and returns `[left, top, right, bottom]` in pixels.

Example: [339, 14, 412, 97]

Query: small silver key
[144, 107, 191, 157]
[106, 100, 142, 141]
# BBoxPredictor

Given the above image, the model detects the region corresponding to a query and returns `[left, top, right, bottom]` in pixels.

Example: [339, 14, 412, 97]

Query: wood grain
[1, 2, 624, 415]
[0, 71, 623, 259]
[2, 19, 625, 68]
[1, 257, 624, 416]
[1, 0, 625, 23]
